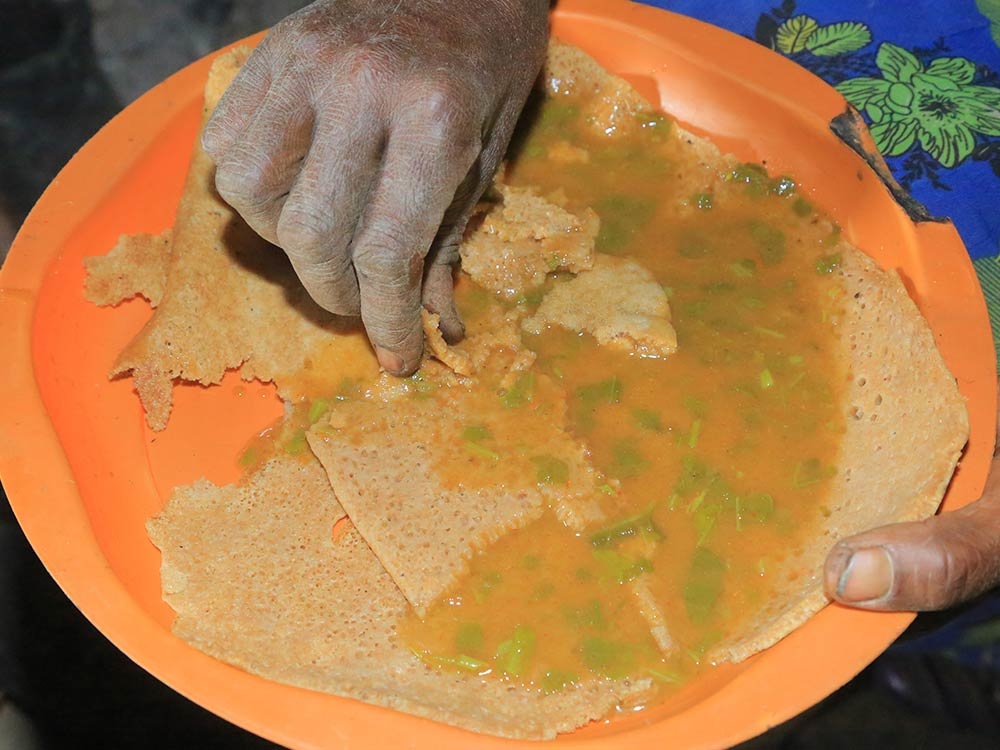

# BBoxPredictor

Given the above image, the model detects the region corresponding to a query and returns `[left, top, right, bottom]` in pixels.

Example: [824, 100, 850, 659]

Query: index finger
[351, 92, 481, 375]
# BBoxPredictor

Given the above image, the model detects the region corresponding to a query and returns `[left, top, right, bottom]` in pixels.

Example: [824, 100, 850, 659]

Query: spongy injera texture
[84, 230, 171, 306]
[147, 456, 652, 739]
[102, 48, 368, 430]
[523, 254, 677, 357]
[545, 40, 650, 138]
[306, 369, 606, 615]
[545, 39, 735, 216]
[460, 184, 597, 298]
[709, 245, 969, 663]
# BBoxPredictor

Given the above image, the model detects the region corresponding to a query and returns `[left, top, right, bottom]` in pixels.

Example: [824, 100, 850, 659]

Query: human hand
[202, 0, 550, 375]
[825, 391, 1000, 611]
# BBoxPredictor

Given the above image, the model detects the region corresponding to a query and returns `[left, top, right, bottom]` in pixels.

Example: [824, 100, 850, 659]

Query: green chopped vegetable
[637, 111, 672, 142]
[576, 377, 623, 407]
[693, 502, 721, 546]
[648, 667, 683, 684]
[592, 548, 653, 584]
[238, 447, 257, 468]
[686, 489, 708, 514]
[770, 176, 797, 197]
[521, 554, 541, 570]
[740, 492, 775, 525]
[500, 371, 535, 409]
[409, 371, 438, 399]
[793, 458, 837, 488]
[307, 398, 329, 424]
[674, 455, 718, 496]
[524, 143, 545, 159]
[687, 418, 702, 449]
[748, 220, 786, 266]
[532, 454, 570, 485]
[754, 326, 786, 339]
[412, 649, 488, 673]
[632, 408, 665, 432]
[461, 423, 501, 462]
[582, 637, 636, 679]
[683, 547, 727, 624]
[462, 424, 493, 443]
[539, 101, 580, 130]
[475, 570, 502, 603]
[465, 442, 500, 461]
[815, 252, 842, 274]
[610, 438, 650, 478]
[792, 196, 814, 216]
[590, 505, 664, 548]
[542, 670, 580, 694]
[495, 625, 536, 677]
[692, 192, 714, 209]
[597, 483, 617, 496]
[514, 288, 546, 306]
[759, 369, 775, 389]
[594, 194, 656, 254]
[455, 622, 485, 654]
[726, 162, 770, 195]
[729, 258, 757, 278]
[285, 429, 307, 455]
[333, 377, 360, 402]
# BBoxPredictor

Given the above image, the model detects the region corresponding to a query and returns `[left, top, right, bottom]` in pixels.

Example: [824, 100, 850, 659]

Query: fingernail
[375, 346, 405, 374]
[837, 547, 894, 603]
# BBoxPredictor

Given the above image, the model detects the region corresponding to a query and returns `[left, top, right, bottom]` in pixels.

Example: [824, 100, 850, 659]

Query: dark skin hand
[825, 385, 1000, 611]
[202, 0, 550, 375]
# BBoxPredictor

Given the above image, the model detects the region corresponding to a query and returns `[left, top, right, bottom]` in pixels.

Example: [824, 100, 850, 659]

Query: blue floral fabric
[640, 0, 1000, 262]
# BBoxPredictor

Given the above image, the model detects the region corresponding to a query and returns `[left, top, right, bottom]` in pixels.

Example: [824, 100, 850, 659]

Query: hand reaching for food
[826, 385, 1000, 611]
[201, 0, 550, 375]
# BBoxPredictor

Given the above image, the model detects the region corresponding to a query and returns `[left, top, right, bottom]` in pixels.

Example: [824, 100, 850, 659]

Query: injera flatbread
[522, 254, 677, 358]
[306, 362, 607, 615]
[95, 48, 372, 430]
[708, 245, 969, 663]
[459, 184, 597, 299]
[84, 230, 171, 306]
[147, 455, 653, 739]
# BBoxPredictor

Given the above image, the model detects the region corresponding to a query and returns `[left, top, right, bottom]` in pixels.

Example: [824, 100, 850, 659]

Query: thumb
[824, 480, 1000, 611]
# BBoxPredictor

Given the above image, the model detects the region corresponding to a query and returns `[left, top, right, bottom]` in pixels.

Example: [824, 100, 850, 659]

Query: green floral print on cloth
[837, 44, 1000, 167]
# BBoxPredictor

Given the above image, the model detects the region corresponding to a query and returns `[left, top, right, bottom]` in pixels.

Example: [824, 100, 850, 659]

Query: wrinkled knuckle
[355, 243, 417, 289]
[343, 43, 391, 84]
[201, 119, 229, 157]
[276, 206, 331, 257]
[214, 158, 270, 207]
[420, 78, 464, 119]
[417, 81, 479, 147]
[928, 546, 965, 609]
[922, 532, 983, 609]
[272, 15, 332, 62]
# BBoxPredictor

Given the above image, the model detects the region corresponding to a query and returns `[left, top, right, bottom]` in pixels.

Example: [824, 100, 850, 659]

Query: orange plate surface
[0, 1, 995, 748]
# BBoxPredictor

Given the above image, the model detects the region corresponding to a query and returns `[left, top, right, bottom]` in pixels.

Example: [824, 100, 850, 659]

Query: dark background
[1, 1, 999, 747]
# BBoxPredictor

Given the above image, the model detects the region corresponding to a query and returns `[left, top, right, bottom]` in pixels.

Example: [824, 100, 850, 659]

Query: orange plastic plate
[0, 1, 995, 748]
